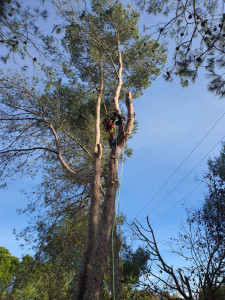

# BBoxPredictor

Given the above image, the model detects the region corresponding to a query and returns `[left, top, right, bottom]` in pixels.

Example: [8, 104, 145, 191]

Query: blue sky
[0, 178, 33, 258]
[121, 74, 225, 240]
[1, 0, 225, 260]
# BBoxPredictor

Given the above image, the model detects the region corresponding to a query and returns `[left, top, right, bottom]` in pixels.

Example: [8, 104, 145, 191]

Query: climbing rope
[101, 97, 126, 298]
[112, 145, 125, 300]
[102, 94, 109, 115]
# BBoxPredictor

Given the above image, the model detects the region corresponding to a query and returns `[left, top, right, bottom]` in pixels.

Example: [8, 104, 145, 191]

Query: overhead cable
[134, 111, 225, 219]
[152, 182, 203, 226]
[140, 134, 225, 222]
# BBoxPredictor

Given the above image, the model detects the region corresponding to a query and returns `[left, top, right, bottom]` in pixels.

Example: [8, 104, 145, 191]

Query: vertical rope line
[119, 190, 126, 300]
[102, 94, 109, 115]
[119, 147, 126, 300]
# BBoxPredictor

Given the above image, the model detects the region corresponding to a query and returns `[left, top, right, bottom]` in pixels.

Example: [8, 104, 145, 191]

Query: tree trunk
[84, 92, 134, 300]
[84, 146, 121, 300]
[73, 85, 103, 300]
[73, 152, 102, 300]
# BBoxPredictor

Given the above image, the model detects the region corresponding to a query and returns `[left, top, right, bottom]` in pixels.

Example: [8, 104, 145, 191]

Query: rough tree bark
[84, 92, 134, 300]
[73, 79, 103, 300]
[110, 227, 122, 300]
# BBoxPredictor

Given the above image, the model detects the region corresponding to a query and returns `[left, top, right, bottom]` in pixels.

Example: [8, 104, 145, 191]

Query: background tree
[208, 142, 225, 181]
[0, 241, 154, 300]
[137, 0, 225, 97]
[0, 0, 48, 65]
[122, 245, 150, 284]
[201, 172, 225, 246]
[0, 247, 19, 297]
[0, 250, 73, 299]
[132, 168, 225, 300]
[120, 244, 151, 299]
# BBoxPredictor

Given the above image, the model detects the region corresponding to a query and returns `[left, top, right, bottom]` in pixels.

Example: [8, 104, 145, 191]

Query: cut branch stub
[117, 91, 135, 147]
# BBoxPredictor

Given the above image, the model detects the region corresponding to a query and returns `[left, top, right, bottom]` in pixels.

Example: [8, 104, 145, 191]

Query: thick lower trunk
[73, 154, 102, 300]
[83, 92, 134, 299]
[84, 147, 121, 300]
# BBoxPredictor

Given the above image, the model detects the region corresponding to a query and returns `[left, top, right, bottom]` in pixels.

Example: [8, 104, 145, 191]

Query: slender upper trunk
[84, 92, 134, 300]
[73, 80, 103, 300]
[113, 39, 123, 112]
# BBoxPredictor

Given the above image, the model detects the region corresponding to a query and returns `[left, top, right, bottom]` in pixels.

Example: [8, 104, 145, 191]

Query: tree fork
[84, 92, 134, 300]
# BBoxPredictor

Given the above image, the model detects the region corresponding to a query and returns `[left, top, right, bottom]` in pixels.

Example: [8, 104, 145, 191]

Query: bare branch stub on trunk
[116, 92, 135, 148]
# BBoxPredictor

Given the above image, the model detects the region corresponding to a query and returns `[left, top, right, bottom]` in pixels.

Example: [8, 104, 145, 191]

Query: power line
[140, 134, 225, 222]
[151, 182, 203, 226]
[134, 111, 225, 219]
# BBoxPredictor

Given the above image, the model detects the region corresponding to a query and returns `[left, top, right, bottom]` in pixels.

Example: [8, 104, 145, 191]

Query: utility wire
[140, 134, 225, 222]
[134, 111, 225, 219]
[151, 182, 203, 226]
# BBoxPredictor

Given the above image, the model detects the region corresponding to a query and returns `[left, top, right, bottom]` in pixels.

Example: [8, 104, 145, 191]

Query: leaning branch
[48, 123, 90, 183]
[0, 147, 58, 155]
[61, 127, 92, 158]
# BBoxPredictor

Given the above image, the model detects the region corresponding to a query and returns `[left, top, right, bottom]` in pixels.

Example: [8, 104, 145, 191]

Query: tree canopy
[0, 247, 19, 294]
[0, 0, 166, 298]
[137, 0, 225, 97]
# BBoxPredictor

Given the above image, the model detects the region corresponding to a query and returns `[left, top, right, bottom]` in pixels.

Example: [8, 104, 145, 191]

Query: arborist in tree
[103, 108, 125, 148]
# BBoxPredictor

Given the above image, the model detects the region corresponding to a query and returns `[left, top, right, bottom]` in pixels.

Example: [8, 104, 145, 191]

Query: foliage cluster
[137, 0, 225, 97]
[0, 243, 153, 300]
